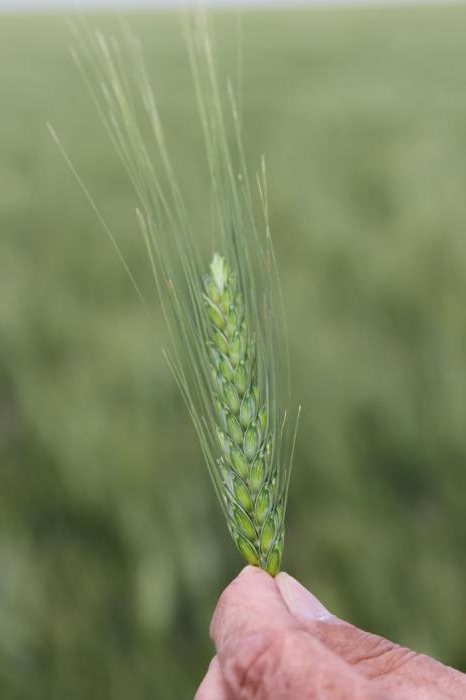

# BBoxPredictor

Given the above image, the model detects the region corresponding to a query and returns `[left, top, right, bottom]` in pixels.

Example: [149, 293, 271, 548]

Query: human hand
[196, 566, 466, 699]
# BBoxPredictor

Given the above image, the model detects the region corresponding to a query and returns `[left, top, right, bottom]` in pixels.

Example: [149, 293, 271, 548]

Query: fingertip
[235, 564, 258, 580]
[237, 564, 271, 580]
[276, 572, 334, 623]
[210, 564, 296, 660]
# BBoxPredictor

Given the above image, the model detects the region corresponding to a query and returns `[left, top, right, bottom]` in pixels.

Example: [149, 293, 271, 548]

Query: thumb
[276, 572, 466, 699]
[276, 571, 402, 667]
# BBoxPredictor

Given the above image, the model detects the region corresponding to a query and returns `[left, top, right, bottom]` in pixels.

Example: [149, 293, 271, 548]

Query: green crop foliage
[1, 5, 466, 698]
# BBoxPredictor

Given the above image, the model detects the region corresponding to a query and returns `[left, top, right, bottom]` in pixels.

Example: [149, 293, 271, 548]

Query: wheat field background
[1, 5, 466, 698]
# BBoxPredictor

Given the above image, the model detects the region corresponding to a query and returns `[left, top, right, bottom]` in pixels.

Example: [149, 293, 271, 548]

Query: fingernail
[276, 572, 333, 622]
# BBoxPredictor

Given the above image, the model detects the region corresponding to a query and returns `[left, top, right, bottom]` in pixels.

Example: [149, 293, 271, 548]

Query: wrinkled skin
[196, 566, 466, 700]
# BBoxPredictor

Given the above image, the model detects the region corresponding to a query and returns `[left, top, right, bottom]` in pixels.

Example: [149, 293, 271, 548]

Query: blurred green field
[1, 4, 466, 698]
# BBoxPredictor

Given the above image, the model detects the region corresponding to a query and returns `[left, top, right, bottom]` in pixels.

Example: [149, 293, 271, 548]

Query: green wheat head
[67, 14, 299, 575]
[205, 253, 284, 574]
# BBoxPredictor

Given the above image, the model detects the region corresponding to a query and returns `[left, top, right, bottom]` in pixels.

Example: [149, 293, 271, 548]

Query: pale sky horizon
[1, 0, 304, 9]
[0, 0, 462, 11]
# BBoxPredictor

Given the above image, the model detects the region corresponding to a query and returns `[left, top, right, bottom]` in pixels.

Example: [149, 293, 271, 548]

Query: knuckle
[350, 631, 417, 678]
[224, 630, 290, 699]
[224, 628, 377, 699]
[223, 629, 328, 699]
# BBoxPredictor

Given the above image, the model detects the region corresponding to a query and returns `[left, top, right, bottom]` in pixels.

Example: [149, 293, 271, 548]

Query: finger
[210, 566, 300, 661]
[276, 571, 413, 672]
[195, 656, 229, 700]
[276, 572, 466, 699]
[211, 566, 379, 699]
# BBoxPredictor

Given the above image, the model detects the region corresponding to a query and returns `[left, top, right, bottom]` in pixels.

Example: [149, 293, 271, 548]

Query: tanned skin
[196, 566, 466, 699]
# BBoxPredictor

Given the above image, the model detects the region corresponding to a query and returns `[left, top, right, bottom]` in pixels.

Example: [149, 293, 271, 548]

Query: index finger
[210, 566, 372, 699]
[210, 565, 299, 661]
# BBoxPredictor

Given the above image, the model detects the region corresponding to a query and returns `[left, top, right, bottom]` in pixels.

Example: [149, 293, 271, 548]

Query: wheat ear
[205, 254, 284, 575]
[66, 16, 299, 576]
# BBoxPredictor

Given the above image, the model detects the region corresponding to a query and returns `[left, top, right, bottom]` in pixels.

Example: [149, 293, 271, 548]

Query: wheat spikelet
[204, 253, 284, 575]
